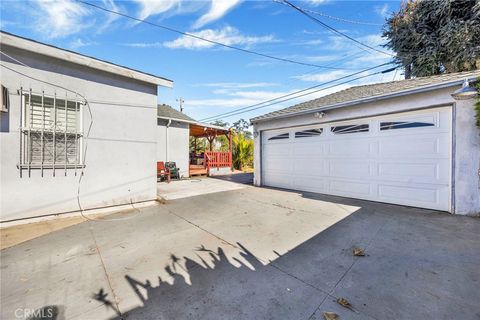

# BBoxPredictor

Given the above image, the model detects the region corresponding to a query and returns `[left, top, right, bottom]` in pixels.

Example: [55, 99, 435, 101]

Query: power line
[200, 63, 396, 122]
[207, 66, 397, 121]
[273, 1, 383, 26]
[280, 50, 369, 88]
[76, 0, 353, 71]
[199, 62, 392, 121]
[280, 0, 394, 57]
[302, 7, 383, 26]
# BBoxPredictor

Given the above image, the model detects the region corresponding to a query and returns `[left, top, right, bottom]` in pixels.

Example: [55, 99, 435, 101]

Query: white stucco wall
[453, 99, 480, 215]
[156, 119, 189, 178]
[0, 45, 160, 222]
[253, 86, 480, 215]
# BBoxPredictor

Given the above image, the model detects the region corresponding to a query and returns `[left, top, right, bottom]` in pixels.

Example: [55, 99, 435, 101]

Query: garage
[252, 71, 480, 215]
[261, 107, 452, 211]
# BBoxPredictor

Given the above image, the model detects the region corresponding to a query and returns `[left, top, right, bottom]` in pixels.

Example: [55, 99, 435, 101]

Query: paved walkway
[157, 176, 247, 200]
[1, 183, 479, 320]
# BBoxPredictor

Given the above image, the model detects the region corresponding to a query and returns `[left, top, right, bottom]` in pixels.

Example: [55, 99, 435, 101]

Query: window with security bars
[20, 91, 83, 171]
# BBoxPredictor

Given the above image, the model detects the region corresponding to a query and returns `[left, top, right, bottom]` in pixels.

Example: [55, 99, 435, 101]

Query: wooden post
[229, 129, 233, 171]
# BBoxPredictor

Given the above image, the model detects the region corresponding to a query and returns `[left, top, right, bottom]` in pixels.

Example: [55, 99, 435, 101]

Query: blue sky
[1, 0, 402, 124]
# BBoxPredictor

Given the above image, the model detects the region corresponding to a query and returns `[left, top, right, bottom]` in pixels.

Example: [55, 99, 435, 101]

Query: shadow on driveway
[103, 195, 479, 320]
[3, 185, 480, 320]
[210, 172, 253, 185]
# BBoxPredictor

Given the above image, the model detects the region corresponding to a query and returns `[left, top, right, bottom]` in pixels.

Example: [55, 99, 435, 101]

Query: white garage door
[261, 107, 452, 211]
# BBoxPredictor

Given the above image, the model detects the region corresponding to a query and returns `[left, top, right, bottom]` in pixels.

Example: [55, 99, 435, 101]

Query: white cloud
[134, 0, 181, 20]
[122, 42, 163, 48]
[33, 0, 91, 38]
[296, 39, 324, 46]
[196, 82, 278, 89]
[304, 55, 338, 62]
[305, 0, 328, 6]
[375, 3, 389, 18]
[293, 70, 350, 82]
[96, 0, 122, 33]
[163, 26, 276, 50]
[69, 38, 97, 50]
[193, 0, 241, 29]
[132, 0, 239, 27]
[187, 98, 268, 108]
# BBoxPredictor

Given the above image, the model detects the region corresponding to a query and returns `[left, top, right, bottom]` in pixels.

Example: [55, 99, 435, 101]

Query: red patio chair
[157, 161, 171, 183]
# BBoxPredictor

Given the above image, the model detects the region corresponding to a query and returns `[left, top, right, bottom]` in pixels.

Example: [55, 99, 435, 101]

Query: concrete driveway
[1, 175, 479, 320]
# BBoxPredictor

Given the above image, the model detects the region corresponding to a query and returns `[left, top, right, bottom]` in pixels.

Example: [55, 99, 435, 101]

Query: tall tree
[383, 0, 480, 78]
[232, 118, 252, 139]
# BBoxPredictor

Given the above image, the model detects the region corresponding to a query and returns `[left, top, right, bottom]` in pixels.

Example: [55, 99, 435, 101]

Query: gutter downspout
[166, 119, 171, 162]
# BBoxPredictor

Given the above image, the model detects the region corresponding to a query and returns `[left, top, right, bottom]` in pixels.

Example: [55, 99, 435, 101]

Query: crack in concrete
[87, 222, 124, 320]
[308, 213, 393, 320]
[170, 208, 381, 320]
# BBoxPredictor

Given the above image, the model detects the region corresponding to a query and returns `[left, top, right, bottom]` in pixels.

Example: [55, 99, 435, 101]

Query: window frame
[267, 132, 290, 141]
[295, 128, 323, 138]
[19, 89, 84, 175]
[379, 121, 435, 131]
[331, 123, 369, 135]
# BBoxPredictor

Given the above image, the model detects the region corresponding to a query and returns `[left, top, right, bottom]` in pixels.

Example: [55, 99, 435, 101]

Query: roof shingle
[251, 70, 480, 122]
[157, 104, 195, 122]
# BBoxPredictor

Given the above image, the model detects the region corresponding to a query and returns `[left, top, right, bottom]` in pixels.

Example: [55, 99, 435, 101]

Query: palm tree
[232, 132, 254, 170]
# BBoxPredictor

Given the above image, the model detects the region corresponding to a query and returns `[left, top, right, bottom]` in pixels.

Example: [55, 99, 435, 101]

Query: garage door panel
[293, 177, 326, 192]
[378, 184, 439, 203]
[263, 173, 291, 189]
[330, 180, 371, 196]
[262, 107, 452, 211]
[294, 159, 327, 175]
[264, 145, 290, 157]
[378, 160, 450, 184]
[329, 161, 372, 179]
[329, 140, 372, 156]
[379, 137, 443, 157]
[293, 142, 325, 156]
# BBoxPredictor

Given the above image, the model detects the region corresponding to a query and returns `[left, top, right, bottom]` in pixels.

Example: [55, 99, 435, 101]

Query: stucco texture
[1, 45, 159, 222]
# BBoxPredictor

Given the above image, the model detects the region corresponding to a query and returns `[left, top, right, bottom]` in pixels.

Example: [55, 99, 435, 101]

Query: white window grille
[19, 89, 84, 176]
[1, 85, 9, 112]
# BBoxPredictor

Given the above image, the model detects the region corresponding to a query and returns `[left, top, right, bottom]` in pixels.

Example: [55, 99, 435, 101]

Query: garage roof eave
[251, 75, 478, 124]
[157, 116, 197, 124]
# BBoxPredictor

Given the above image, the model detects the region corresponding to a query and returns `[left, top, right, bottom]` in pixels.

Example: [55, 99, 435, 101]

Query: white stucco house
[0, 31, 173, 224]
[156, 103, 233, 178]
[251, 71, 480, 215]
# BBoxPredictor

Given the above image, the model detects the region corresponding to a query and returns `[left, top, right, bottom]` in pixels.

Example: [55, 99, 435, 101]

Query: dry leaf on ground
[352, 247, 365, 256]
[323, 312, 339, 320]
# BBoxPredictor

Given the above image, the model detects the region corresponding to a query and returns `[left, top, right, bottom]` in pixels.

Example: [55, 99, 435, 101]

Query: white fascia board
[194, 121, 229, 131]
[157, 116, 197, 124]
[1, 32, 173, 88]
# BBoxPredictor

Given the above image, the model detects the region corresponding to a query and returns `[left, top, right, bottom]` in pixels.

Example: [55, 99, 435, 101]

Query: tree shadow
[103, 243, 322, 320]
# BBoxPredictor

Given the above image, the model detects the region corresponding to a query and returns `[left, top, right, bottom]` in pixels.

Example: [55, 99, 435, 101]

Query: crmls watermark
[14, 306, 58, 319]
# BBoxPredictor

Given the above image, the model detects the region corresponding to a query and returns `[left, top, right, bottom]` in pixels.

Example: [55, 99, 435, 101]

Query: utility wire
[273, 0, 383, 26]
[199, 62, 394, 122]
[76, 0, 353, 71]
[206, 66, 397, 121]
[280, 0, 394, 57]
[280, 49, 372, 89]
[301, 7, 383, 26]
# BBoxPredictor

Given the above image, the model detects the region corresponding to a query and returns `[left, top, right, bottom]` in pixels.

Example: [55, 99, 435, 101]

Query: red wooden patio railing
[205, 151, 232, 172]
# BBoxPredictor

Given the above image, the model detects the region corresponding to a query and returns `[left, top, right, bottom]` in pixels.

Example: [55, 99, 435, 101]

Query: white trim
[157, 115, 197, 124]
[157, 116, 229, 131]
[1, 31, 173, 88]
